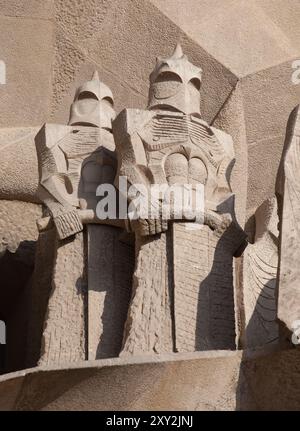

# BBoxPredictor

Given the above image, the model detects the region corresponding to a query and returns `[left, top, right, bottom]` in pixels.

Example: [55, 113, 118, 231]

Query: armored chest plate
[139, 113, 225, 169]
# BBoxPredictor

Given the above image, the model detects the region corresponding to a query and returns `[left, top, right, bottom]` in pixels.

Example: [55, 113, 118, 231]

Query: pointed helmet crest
[148, 44, 203, 115]
[150, 43, 202, 86]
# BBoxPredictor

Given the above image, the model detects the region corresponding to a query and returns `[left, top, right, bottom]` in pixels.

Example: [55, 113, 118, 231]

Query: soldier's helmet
[69, 71, 115, 129]
[148, 43, 202, 116]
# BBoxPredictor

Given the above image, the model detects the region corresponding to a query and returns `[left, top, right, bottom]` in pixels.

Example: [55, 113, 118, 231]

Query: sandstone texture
[1, 0, 300, 412]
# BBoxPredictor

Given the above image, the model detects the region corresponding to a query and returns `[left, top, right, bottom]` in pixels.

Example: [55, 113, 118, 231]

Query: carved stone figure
[3, 2, 300, 412]
[113, 45, 247, 355]
[34, 73, 134, 365]
[35, 71, 116, 240]
[276, 104, 300, 344]
[241, 197, 279, 349]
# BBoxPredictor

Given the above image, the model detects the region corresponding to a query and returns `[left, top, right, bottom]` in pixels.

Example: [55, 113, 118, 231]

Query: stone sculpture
[33, 73, 134, 365]
[241, 197, 279, 349]
[35, 71, 116, 240]
[276, 104, 300, 344]
[3, 1, 300, 412]
[113, 44, 247, 355]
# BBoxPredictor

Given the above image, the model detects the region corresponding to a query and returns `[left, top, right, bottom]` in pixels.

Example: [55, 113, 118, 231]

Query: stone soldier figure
[113, 44, 247, 355]
[34, 72, 133, 365]
[36, 71, 116, 240]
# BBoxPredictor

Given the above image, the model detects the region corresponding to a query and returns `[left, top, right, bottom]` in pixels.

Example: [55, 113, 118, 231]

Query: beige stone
[0, 200, 41, 255]
[36, 73, 116, 240]
[26, 228, 56, 369]
[114, 45, 247, 355]
[39, 232, 87, 366]
[35, 73, 135, 366]
[212, 82, 248, 227]
[0, 128, 40, 203]
[87, 225, 134, 359]
[151, 0, 300, 77]
[51, 0, 236, 125]
[276, 105, 300, 338]
[0, 351, 245, 411]
[241, 198, 279, 349]
[0, 0, 54, 20]
[0, 348, 299, 411]
[2, 0, 300, 412]
[0, 16, 53, 128]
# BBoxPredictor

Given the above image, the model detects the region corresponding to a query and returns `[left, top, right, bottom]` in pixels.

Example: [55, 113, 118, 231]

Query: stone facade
[1, 0, 300, 411]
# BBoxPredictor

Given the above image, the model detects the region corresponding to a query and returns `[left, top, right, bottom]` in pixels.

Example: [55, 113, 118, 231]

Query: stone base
[0, 348, 299, 411]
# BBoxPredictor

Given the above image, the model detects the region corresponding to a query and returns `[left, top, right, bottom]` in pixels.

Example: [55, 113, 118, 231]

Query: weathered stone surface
[121, 232, 174, 356]
[241, 60, 300, 217]
[241, 198, 279, 349]
[276, 105, 300, 338]
[50, 0, 236, 125]
[239, 347, 300, 411]
[0, 16, 53, 127]
[115, 45, 246, 355]
[0, 372, 25, 411]
[173, 224, 237, 351]
[0, 0, 54, 20]
[35, 71, 128, 366]
[54, 0, 110, 45]
[26, 229, 57, 368]
[151, 0, 300, 77]
[0, 348, 299, 411]
[39, 232, 87, 366]
[0, 0, 299, 226]
[36, 73, 116, 240]
[0, 352, 243, 411]
[212, 81, 248, 227]
[0, 128, 40, 203]
[247, 135, 286, 215]
[87, 225, 134, 359]
[0, 200, 41, 255]
[2, 0, 300, 412]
